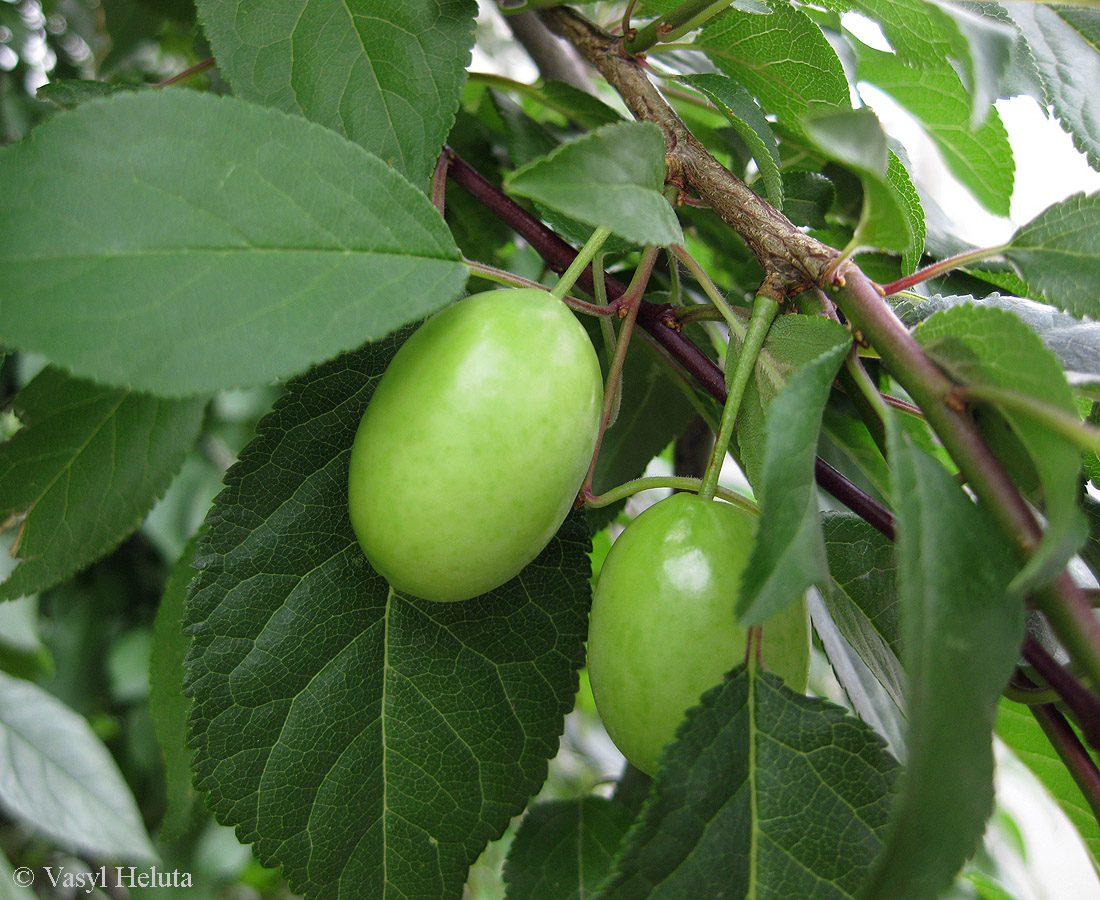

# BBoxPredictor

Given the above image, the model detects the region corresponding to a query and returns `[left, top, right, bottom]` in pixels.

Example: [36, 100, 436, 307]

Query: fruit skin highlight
[348, 288, 603, 602]
[587, 492, 810, 775]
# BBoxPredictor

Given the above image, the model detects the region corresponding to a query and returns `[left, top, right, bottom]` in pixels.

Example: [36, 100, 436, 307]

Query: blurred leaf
[915, 304, 1086, 590]
[1008, 4, 1100, 171]
[804, 110, 915, 254]
[996, 700, 1100, 872]
[738, 339, 850, 623]
[149, 534, 202, 844]
[195, 0, 477, 188]
[596, 665, 900, 899]
[1002, 192, 1100, 320]
[538, 80, 623, 129]
[185, 334, 590, 900]
[697, 3, 849, 132]
[0, 847, 38, 900]
[863, 419, 1024, 900]
[821, 512, 904, 711]
[0, 91, 466, 396]
[0, 367, 205, 601]
[0, 670, 157, 862]
[502, 797, 633, 900]
[680, 74, 782, 209]
[782, 171, 836, 230]
[858, 46, 1014, 216]
[37, 79, 141, 108]
[505, 121, 683, 246]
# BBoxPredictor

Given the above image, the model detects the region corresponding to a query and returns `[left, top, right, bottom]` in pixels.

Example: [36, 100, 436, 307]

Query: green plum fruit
[348, 288, 603, 602]
[587, 492, 810, 775]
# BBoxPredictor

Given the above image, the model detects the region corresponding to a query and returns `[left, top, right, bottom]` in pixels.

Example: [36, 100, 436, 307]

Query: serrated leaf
[195, 0, 477, 188]
[863, 419, 1024, 900]
[996, 700, 1100, 872]
[935, 1, 1019, 127]
[858, 46, 1014, 215]
[679, 73, 783, 209]
[804, 109, 915, 255]
[149, 534, 202, 844]
[0, 367, 205, 601]
[0, 91, 466, 396]
[738, 339, 851, 624]
[914, 304, 1086, 590]
[821, 512, 904, 711]
[185, 333, 590, 900]
[0, 670, 157, 862]
[596, 665, 900, 899]
[1009, 4, 1100, 171]
[505, 121, 683, 246]
[36, 79, 141, 108]
[728, 315, 852, 488]
[697, 3, 849, 133]
[1002, 192, 1100, 320]
[502, 797, 633, 900]
[887, 152, 926, 274]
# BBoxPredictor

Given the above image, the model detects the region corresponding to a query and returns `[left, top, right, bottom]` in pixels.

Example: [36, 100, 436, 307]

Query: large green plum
[348, 288, 603, 602]
[587, 492, 810, 775]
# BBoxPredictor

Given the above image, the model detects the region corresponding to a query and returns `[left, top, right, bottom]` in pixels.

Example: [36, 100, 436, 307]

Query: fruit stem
[581, 246, 661, 495]
[698, 284, 782, 501]
[463, 258, 614, 316]
[592, 253, 624, 429]
[671, 245, 749, 338]
[552, 226, 614, 301]
[584, 475, 757, 514]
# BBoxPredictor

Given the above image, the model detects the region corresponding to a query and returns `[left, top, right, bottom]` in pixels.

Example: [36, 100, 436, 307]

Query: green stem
[699, 287, 781, 500]
[463, 258, 613, 316]
[625, 0, 731, 54]
[585, 475, 757, 514]
[592, 253, 623, 429]
[959, 383, 1100, 454]
[582, 247, 662, 494]
[552, 226, 614, 300]
[671, 245, 748, 337]
[839, 349, 890, 457]
[880, 245, 1006, 296]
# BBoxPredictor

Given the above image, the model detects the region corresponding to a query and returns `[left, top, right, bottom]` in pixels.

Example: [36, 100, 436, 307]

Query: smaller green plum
[347, 288, 603, 603]
[586, 492, 810, 775]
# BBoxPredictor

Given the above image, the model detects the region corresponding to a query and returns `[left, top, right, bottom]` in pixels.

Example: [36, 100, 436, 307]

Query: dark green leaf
[996, 700, 1100, 871]
[804, 109, 915, 254]
[863, 419, 1024, 900]
[505, 121, 683, 246]
[0, 670, 157, 862]
[195, 0, 477, 188]
[149, 534, 202, 844]
[36, 79, 141, 108]
[539, 80, 623, 129]
[858, 46, 1014, 216]
[1002, 192, 1100, 320]
[915, 304, 1085, 589]
[887, 152, 926, 274]
[502, 797, 633, 900]
[597, 665, 900, 899]
[697, 3, 849, 132]
[185, 333, 590, 900]
[0, 91, 466, 396]
[782, 171, 836, 229]
[679, 73, 783, 209]
[738, 339, 850, 623]
[1009, 4, 1100, 171]
[0, 367, 205, 601]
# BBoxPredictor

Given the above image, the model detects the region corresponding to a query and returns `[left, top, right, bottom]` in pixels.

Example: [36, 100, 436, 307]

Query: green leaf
[863, 419, 1024, 900]
[782, 170, 836, 229]
[505, 121, 683, 246]
[728, 314, 852, 488]
[195, 0, 477, 188]
[858, 46, 1014, 216]
[679, 73, 783, 209]
[149, 534, 202, 844]
[887, 152, 927, 274]
[538, 80, 624, 130]
[996, 700, 1100, 872]
[914, 304, 1086, 590]
[0, 91, 466, 396]
[1009, 4, 1100, 171]
[738, 339, 851, 624]
[185, 333, 590, 900]
[0, 670, 158, 862]
[36, 79, 142, 108]
[696, 2, 849, 132]
[821, 512, 904, 712]
[0, 367, 206, 601]
[1002, 192, 1100, 320]
[596, 665, 900, 899]
[502, 798, 633, 900]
